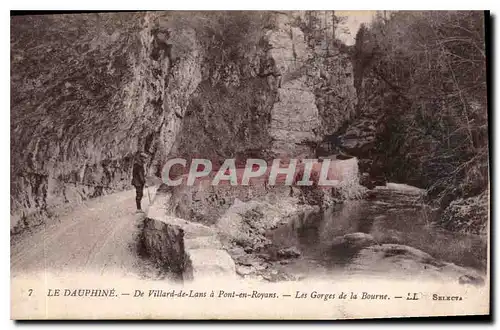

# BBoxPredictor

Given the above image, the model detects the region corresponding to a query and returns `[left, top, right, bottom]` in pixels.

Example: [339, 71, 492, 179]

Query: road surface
[11, 186, 160, 279]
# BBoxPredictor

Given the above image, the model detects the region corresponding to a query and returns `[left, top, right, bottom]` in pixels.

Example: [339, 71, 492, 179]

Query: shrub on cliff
[438, 190, 489, 235]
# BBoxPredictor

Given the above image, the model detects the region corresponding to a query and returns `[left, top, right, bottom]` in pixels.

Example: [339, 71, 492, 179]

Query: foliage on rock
[350, 11, 488, 231]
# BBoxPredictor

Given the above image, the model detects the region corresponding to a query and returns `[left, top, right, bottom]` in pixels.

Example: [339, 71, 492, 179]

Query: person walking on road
[132, 152, 149, 213]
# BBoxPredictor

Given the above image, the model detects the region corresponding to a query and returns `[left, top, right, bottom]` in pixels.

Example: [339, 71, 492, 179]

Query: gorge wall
[171, 11, 357, 162]
[11, 12, 202, 232]
[10, 11, 357, 234]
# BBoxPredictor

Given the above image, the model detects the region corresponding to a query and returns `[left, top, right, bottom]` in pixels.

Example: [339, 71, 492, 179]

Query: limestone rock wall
[173, 11, 358, 162]
[265, 11, 357, 158]
[11, 12, 202, 233]
[264, 13, 321, 158]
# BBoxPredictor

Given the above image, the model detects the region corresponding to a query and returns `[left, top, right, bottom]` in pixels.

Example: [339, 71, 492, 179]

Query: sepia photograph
[10, 9, 490, 320]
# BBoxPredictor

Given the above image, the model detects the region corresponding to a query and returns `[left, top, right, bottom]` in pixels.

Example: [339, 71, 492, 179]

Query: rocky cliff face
[265, 13, 322, 158]
[172, 11, 357, 162]
[11, 11, 357, 234]
[266, 12, 357, 158]
[11, 12, 202, 232]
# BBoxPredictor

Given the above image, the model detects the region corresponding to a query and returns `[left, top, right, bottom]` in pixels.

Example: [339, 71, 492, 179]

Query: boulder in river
[346, 244, 485, 285]
[331, 232, 377, 252]
[458, 274, 485, 286]
[277, 246, 301, 259]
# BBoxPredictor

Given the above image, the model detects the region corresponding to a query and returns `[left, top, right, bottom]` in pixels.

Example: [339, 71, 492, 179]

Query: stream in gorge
[261, 185, 487, 282]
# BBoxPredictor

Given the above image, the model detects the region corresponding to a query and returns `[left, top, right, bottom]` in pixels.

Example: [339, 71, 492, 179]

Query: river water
[266, 186, 487, 279]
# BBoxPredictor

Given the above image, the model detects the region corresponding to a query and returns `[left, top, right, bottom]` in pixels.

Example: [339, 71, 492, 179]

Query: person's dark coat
[132, 161, 145, 187]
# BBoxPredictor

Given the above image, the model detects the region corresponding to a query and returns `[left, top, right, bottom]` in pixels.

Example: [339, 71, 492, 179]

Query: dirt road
[11, 186, 160, 279]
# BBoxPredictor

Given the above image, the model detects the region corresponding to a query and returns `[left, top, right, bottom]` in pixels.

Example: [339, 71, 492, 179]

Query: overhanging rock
[143, 184, 236, 282]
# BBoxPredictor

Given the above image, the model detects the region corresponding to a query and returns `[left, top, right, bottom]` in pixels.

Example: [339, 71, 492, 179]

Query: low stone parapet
[142, 184, 236, 282]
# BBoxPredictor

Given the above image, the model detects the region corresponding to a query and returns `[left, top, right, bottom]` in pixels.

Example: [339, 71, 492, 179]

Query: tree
[357, 11, 488, 203]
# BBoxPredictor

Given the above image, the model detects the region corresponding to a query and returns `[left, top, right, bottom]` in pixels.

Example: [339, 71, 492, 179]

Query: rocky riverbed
[217, 184, 486, 285]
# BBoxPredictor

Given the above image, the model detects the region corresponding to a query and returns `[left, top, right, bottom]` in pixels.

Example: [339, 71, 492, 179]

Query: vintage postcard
[10, 10, 490, 320]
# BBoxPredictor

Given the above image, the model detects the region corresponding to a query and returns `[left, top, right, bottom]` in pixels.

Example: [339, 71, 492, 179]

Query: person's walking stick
[146, 186, 152, 205]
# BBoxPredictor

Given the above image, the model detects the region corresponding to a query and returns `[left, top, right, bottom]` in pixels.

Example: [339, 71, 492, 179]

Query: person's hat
[135, 151, 149, 159]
